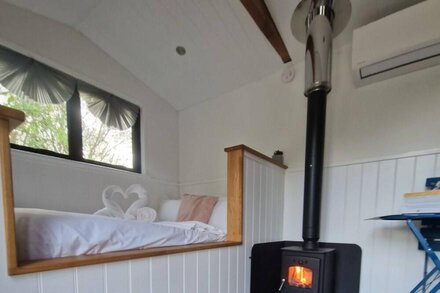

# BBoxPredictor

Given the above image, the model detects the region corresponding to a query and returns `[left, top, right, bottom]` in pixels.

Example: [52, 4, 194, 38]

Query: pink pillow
[177, 194, 219, 223]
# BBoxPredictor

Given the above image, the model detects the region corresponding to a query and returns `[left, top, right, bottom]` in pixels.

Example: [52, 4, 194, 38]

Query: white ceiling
[2, 0, 426, 110]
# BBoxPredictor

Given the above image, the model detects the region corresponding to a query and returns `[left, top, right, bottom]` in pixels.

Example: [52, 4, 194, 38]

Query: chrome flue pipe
[292, 0, 351, 96]
[304, 0, 334, 95]
[291, 0, 351, 250]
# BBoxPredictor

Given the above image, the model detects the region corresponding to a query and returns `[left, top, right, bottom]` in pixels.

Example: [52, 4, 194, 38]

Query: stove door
[280, 256, 320, 293]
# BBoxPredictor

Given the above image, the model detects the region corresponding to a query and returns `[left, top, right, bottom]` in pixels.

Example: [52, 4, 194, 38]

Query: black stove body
[250, 241, 361, 293]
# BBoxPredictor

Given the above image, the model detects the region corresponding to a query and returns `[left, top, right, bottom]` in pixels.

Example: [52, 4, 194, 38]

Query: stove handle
[278, 278, 286, 292]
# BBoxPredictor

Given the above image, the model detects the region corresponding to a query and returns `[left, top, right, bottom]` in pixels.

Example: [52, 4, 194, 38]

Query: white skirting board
[0, 153, 285, 293]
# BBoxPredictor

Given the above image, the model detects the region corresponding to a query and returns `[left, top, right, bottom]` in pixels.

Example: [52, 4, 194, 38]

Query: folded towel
[94, 185, 126, 218]
[136, 207, 157, 222]
[94, 208, 113, 218]
[125, 184, 149, 220]
[94, 184, 150, 219]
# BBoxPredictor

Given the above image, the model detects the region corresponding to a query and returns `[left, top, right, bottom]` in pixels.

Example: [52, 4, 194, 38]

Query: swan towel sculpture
[94, 184, 156, 222]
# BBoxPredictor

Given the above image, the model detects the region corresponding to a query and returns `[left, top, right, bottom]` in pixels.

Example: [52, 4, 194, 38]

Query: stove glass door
[287, 266, 313, 288]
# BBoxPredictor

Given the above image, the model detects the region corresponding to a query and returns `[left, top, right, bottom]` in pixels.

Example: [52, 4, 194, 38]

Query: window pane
[0, 86, 68, 154]
[80, 98, 133, 168]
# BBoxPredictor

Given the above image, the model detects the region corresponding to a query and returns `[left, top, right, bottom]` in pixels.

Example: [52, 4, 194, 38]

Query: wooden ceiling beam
[240, 0, 292, 63]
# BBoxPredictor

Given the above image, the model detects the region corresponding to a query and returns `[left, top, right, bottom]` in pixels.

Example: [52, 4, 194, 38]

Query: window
[0, 45, 141, 172]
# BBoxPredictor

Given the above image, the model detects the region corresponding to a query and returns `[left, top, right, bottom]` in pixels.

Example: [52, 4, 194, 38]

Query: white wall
[11, 151, 177, 213]
[179, 44, 440, 292]
[179, 44, 440, 179]
[0, 2, 179, 212]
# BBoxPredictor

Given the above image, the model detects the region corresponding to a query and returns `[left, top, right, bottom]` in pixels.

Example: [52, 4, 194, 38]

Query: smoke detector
[281, 62, 295, 83]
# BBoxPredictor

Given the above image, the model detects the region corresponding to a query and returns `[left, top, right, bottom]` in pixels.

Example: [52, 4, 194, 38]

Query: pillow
[208, 197, 227, 232]
[158, 199, 181, 221]
[177, 194, 218, 224]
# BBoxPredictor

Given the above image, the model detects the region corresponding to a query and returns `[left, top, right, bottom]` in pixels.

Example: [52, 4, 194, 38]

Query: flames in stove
[288, 266, 313, 288]
[280, 247, 335, 293]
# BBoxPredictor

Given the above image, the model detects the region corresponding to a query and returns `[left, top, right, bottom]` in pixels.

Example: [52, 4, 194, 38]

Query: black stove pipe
[302, 89, 327, 250]
[299, 0, 334, 250]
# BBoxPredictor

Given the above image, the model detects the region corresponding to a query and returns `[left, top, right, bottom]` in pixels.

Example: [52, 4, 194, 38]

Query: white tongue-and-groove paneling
[1, 0, 282, 110]
[0, 152, 285, 293]
[77, 265, 105, 293]
[74, 0, 280, 111]
[284, 151, 440, 293]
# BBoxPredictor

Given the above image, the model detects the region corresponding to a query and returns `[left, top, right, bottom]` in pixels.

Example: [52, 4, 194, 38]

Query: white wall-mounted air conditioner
[352, 0, 440, 87]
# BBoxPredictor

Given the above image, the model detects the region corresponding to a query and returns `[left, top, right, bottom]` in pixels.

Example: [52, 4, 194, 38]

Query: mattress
[15, 208, 226, 261]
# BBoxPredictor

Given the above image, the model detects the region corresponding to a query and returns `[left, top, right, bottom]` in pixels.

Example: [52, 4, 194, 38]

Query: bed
[15, 207, 226, 261]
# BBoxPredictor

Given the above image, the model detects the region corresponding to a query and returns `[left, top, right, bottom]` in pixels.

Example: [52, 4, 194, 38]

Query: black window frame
[10, 90, 142, 173]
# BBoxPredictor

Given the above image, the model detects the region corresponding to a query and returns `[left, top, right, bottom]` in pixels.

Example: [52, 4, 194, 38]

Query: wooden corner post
[0, 105, 25, 275]
[225, 146, 244, 242]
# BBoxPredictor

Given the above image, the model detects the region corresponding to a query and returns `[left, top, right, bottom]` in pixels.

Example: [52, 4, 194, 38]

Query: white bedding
[15, 208, 226, 261]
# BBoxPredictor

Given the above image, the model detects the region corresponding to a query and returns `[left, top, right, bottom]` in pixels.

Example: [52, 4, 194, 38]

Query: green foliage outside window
[0, 90, 134, 169]
[1, 92, 68, 154]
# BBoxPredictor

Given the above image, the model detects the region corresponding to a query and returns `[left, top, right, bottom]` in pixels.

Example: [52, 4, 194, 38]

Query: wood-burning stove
[250, 241, 360, 293]
[250, 2, 361, 293]
[277, 1, 353, 293]
[280, 247, 335, 293]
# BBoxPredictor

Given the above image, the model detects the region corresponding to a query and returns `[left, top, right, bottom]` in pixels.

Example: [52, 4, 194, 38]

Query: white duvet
[15, 208, 226, 261]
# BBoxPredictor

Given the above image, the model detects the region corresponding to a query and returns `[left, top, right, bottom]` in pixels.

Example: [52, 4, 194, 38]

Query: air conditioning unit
[352, 0, 440, 87]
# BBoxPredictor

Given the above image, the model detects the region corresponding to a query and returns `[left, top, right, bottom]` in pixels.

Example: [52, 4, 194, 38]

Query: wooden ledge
[225, 144, 288, 170]
[0, 105, 25, 131]
[11, 241, 241, 275]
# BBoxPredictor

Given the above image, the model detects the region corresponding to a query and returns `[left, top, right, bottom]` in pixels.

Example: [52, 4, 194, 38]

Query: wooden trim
[226, 148, 244, 242]
[11, 241, 241, 275]
[0, 105, 245, 275]
[225, 144, 288, 169]
[0, 106, 25, 275]
[0, 120, 18, 274]
[0, 105, 25, 130]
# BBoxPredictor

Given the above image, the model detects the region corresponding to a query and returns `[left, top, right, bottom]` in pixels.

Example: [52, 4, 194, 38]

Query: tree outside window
[0, 87, 138, 171]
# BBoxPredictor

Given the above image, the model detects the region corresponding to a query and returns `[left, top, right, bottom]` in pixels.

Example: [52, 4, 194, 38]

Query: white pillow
[208, 197, 227, 232]
[158, 199, 181, 221]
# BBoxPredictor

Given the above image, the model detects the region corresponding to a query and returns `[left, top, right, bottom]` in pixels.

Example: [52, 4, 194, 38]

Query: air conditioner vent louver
[352, 0, 440, 86]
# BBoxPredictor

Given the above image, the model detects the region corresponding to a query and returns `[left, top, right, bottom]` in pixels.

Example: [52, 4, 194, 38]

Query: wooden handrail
[225, 144, 288, 170]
